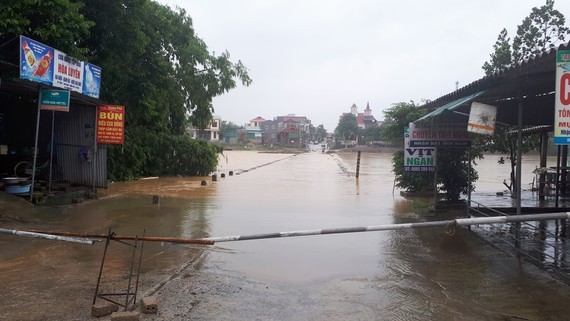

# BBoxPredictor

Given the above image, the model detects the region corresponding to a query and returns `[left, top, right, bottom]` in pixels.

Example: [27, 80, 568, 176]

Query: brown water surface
[0, 150, 568, 320]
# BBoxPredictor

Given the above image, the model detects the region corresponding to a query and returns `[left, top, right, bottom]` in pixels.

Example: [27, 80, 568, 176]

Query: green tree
[315, 124, 328, 143]
[382, 101, 481, 201]
[359, 126, 382, 145]
[512, 0, 569, 63]
[482, 28, 512, 75]
[81, 0, 251, 179]
[335, 113, 358, 148]
[0, 0, 94, 58]
[480, 0, 564, 195]
[382, 102, 434, 193]
[475, 126, 539, 195]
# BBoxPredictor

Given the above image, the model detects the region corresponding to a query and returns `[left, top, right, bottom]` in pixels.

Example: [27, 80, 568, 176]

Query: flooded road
[0, 150, 569, 320]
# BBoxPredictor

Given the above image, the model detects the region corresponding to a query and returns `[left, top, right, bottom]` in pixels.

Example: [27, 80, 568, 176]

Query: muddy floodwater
[0, 150, 569, 320]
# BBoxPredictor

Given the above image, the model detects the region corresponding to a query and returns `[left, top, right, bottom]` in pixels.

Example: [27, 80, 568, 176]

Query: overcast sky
[158, 0, 570, 131]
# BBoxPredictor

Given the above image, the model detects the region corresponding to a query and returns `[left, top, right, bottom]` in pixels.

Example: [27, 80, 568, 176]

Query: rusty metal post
[93, 228, 113, 305]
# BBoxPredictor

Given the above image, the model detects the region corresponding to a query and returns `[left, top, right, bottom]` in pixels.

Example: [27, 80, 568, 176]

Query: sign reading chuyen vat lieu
[97, 105, 125, 145]
[40, 90, 70, 112]
[408, 122, 471, 147]
[554, 50, 570, 145]
[20, 36, 102, 98]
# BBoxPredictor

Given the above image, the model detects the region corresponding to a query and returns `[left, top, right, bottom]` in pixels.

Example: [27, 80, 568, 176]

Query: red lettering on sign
[561, 73, 570, 105]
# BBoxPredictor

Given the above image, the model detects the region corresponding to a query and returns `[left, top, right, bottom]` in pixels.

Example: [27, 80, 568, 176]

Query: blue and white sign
[20, 36, 102, 98]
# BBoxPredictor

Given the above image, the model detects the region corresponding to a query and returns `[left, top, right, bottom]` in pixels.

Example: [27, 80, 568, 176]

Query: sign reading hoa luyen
[19, 36, 102, 99]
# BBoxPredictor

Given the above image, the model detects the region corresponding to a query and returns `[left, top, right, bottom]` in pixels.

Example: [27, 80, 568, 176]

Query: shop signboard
[404, 127, 436, 172]
[40, 90, 70, 112]
[97, 105, 125, 145]
[19, 36, 102, 98]
[408, 122, 471, 147]
[554, 50, 570, 145]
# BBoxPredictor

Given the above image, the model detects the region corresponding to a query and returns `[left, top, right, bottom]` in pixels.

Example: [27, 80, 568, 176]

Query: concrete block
[110, 311, 140, 321]
[91, 301, 118, 317]
[140, 296, 158, 314]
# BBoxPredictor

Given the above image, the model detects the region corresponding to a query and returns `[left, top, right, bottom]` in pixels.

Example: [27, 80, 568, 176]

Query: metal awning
[415, 90, 486, 122]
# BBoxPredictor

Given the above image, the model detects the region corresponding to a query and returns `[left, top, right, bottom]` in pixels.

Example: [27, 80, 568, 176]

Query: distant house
[244, 116, 265, 144]
[261, 120, 279, 145]
[222, 130, 238, 144]
[189, 115, 221, 141]
[341, 102, 379, 129]
[274, 114, 310, 146]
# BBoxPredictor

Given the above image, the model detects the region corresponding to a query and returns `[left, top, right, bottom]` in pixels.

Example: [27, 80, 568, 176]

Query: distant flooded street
[0, 150, 569, 320]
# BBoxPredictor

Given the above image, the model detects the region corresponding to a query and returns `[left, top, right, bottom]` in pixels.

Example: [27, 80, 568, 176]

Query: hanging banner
[40, 90, 70, 112]
[404, 127, 436, 172]
[19, 36, 102, 98]
[97, 105, 125, 144]
[468, 102, 497, 135]
[554, 50, 570, 145]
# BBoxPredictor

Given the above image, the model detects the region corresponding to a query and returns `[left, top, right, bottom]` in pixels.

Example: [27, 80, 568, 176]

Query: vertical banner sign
[555, 50, 570, 145]
[404, 126, 436, 172]
[40, 90, 70, 112]
[97, 105, 125, 144]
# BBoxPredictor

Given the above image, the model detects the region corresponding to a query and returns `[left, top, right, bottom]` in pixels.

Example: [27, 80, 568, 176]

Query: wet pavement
[0, 150, 569, 320]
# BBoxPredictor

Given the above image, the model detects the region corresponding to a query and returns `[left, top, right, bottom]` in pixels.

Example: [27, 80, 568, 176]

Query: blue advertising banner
[20, 36, 102, 98]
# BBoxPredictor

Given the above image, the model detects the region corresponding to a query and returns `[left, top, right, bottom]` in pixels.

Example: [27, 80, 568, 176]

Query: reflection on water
[1, 150, 569, 320]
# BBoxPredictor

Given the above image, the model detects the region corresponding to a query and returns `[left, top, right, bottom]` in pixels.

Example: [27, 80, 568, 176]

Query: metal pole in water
[201, 212, 570, 243]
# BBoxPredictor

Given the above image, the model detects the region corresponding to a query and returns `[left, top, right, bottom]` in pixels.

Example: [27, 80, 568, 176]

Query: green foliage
[436, 148, 480, 201]
[391, 150, 435, 193]
[79, 0, 250, 179]
[108, 126, 222, 181]
[315, 124, 328, 142]
[382, 101, 482, 200]
[482, 28, 512, 75]
[335, 113, 358, 147]
[381, 101, 425, 147]
[359, 126, 382, 145]
[0, 0, 251, 180]
[0, 0, 94, 58]
[474, 126, 540, 194]
[512, 0, 568, 63]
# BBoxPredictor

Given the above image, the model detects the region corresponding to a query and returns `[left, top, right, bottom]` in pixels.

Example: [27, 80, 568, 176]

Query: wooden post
[355, 151, 361, 178]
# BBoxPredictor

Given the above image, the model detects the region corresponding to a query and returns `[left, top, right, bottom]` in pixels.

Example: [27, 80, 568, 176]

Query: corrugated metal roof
[415, 90, 486, 122]
[418, 41, 569, 127]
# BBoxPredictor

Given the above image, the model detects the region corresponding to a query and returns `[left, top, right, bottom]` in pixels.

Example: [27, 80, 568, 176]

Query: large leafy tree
[382, 102, 434, 194]
[315, 124, 328, 143]
[480, 0, 565, 195]
[0, 0, 93, 58]
[1, 0, 252, 180]
[80, 0, 251, 180]
[335, 113, 358, 148]
[382, 102, 481, 201]
[482, 28, 512, 76]
[512, 0, 568, 63]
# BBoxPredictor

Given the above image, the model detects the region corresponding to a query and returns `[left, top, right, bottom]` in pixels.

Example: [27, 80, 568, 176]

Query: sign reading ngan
[97, 105, 125, 144]
[404, 126, 436, 172]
